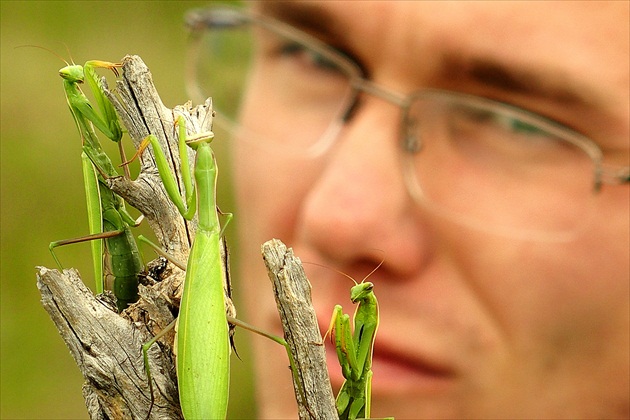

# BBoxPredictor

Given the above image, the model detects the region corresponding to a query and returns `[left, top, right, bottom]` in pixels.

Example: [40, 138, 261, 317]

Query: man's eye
[279, 42, 342, 73]
[494, 114, 547, 137]
[457, 107, 547, 136]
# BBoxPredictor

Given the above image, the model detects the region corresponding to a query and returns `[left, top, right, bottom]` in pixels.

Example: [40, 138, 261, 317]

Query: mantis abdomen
[98, 180, 143, 312]
[105, 223, 142, 312]
[177, 229, 230, 418]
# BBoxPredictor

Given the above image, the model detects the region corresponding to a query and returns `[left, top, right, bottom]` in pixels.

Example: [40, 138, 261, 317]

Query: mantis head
[59, 64, 84, 84]
[186, 130, 215, 150]
[350, 281, 375, 303]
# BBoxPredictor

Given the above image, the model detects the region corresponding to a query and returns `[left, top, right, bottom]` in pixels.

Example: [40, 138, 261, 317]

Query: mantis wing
[81, 152, 104, 294]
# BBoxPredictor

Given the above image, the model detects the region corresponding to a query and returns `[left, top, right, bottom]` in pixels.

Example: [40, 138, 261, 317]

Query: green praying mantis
[324, 262, 393, 420]
[49, 59, 143, 312]
[131, 115, 233, 419]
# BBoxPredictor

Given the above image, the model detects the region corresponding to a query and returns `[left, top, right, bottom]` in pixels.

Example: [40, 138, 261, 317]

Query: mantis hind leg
[49, 229, 123, 294]
[365, 369, 373, 418]
[142, 318, 178, 420]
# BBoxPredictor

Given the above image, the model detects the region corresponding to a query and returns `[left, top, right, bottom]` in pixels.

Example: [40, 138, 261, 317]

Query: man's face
[232, 1, 629, 418]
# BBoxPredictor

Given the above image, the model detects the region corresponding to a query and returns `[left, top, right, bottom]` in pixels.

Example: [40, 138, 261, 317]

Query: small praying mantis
[324, 261, 393, 420]
[49, 58, 143, 312]
[130, 114, 232, 419]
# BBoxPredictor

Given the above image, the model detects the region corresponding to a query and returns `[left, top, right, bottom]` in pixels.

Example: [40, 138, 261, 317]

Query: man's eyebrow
[257, 1, 345, 43]
[442, 54, 594, 108]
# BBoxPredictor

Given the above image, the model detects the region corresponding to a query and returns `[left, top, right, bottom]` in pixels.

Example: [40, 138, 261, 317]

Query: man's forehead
[256, 1, 626, 51]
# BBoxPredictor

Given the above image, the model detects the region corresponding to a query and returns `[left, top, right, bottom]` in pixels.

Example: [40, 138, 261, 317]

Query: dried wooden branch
[262, 239, 337, 420]
[37, 266, 181, 419]
[37, 55, 336, 419]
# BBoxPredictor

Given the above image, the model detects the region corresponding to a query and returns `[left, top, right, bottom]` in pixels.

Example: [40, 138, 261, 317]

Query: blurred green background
[1, 1, 256, 418]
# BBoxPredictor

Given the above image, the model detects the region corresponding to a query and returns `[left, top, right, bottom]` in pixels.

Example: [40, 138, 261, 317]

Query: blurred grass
[0, 1, 255, 418]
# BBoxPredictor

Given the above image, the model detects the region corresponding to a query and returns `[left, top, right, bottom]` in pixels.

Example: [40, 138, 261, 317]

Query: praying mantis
[49, 59, 143, 312]
[132, 115, 232, 419]
[325, 262, 393, 420]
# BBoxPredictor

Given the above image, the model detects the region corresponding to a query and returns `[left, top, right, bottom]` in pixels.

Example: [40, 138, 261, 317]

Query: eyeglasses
[185, 6, 630, 241]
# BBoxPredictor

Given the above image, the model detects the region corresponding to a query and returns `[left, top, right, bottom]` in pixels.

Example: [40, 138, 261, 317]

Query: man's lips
[324, 334, 456, 395]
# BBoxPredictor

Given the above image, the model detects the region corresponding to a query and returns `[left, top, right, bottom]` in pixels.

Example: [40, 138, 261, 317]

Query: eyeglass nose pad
[402, 115, 422, 153]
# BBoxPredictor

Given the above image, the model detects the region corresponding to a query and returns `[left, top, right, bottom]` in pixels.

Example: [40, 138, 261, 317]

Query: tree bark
[37, 266, 182, 419]
[262, 239, 337, 420]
